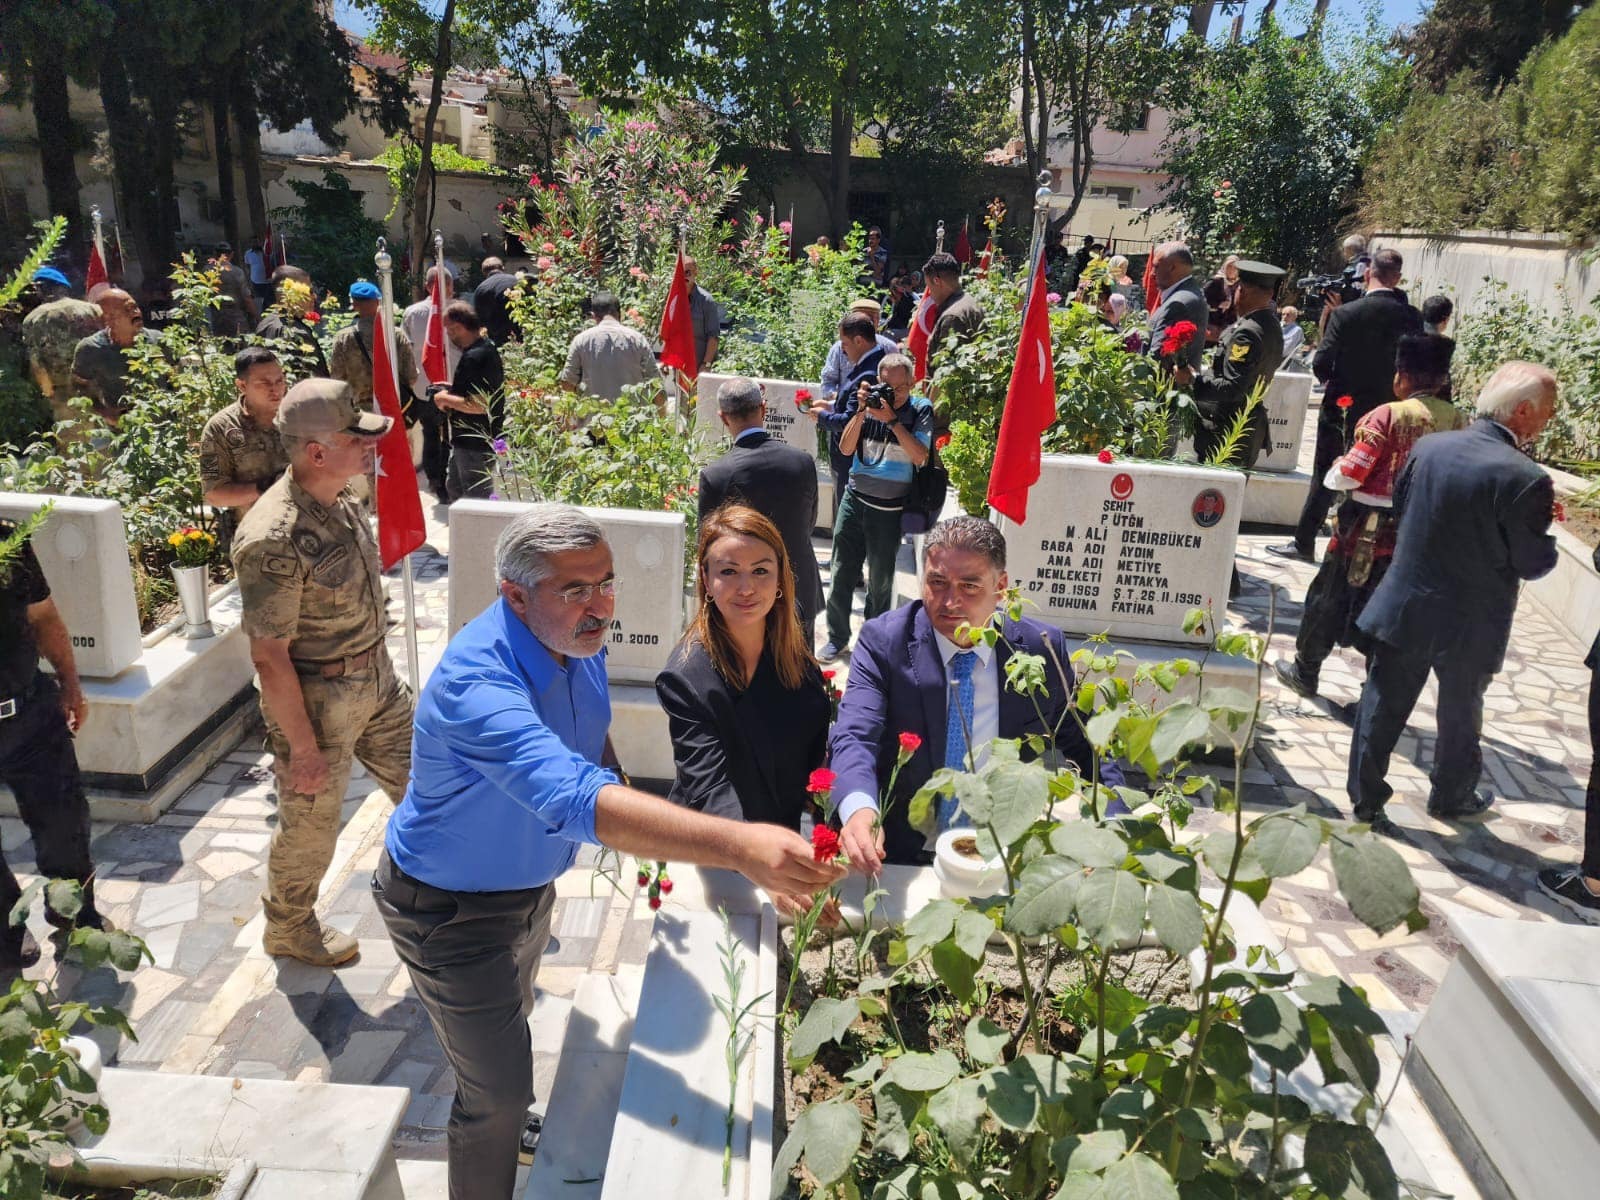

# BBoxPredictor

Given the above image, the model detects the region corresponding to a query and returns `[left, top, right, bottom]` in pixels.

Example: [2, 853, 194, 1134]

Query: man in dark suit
[1347, 362, 1560, 836]
[1146, 242, 1210, 374]
[1273, 247, 1422, 562]
[832, 517, 1121, 870]
[697, 377, 824, 645]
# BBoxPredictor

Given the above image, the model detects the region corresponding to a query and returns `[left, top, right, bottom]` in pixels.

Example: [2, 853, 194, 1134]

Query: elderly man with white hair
[1346, 361, 1560, 837]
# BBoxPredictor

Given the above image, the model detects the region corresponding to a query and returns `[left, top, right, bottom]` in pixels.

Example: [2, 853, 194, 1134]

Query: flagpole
[375, 236, 421, 696]
[935, 220, 945, 254]
[433, 229, 445, 299]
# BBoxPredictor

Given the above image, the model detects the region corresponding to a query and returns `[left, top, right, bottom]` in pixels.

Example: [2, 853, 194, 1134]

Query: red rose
[934, 432, 952, 450]
[811, 825, 842, 863]
[898, 731, 923, 756]
[1336, 394, 1354, 410]
[1097, 449, 1115, 464]
[807, 767, 837, 795]
[303, 311, 321, 324]
[795, 388, 812, 402]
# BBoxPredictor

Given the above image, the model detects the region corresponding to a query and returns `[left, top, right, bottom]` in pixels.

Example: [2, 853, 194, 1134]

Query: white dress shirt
[402, 298, 462, 401]
[838, 631, 999, 826]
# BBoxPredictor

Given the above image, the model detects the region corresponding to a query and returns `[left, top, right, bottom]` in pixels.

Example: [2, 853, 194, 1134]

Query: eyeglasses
[554, 578, 617, 605]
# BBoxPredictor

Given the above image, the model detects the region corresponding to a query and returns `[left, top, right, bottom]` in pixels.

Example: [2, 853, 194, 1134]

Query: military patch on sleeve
[1229, 341, 1252, 363]
[260, 553, 299, 579]
[293, 530, 323, 558]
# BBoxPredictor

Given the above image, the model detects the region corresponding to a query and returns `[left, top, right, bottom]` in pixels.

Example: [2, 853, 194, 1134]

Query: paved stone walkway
[4, 466, 1593, 1190]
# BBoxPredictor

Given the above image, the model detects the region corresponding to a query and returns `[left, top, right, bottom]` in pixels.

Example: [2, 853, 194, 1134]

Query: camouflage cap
[274, 379, 391, 439]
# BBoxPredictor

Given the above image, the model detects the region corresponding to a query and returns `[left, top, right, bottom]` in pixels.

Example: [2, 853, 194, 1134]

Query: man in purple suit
[832, 516, 1121, 870]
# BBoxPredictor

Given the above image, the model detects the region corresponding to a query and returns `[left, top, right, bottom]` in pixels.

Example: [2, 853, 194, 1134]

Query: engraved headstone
[0, 492, 143, 678]
[997, 456, 1244, 644]
[1257, 370, 1314, 473]
[447, 500, 685, 683]
[695, 373, 822, 465]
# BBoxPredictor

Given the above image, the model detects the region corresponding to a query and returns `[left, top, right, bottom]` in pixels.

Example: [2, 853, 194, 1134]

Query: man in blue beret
[21, 268, 101, 422]
[329, 279, 416, 419]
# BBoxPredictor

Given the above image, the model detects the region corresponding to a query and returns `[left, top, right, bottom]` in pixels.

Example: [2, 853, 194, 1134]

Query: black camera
[863, 382, 896, 411]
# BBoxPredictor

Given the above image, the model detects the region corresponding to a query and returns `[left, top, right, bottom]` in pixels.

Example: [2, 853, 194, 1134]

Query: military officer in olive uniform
[1178, 260, 1287, 468]
[200, 347, 291, 548]
[20, 268, 102, 423]
[232, 379, 414, 967]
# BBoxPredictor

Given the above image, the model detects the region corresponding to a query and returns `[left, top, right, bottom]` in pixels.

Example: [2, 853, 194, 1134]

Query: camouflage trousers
[261, 647, 414, 932]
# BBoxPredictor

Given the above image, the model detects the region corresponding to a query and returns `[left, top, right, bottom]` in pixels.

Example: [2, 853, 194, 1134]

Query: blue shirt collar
[495, 597, 563, 691]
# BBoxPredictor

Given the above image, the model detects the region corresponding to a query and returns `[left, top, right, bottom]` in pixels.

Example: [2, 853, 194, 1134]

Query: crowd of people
[2, 218, 1596, 1200]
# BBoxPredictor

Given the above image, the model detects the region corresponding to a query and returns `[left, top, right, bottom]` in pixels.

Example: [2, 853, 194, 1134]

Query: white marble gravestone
[446, 499, 685, 684]
[0, 492, 143, 678]
[997, 456, 1244, 644]
[1256, 370, 1314, 473]
[694, 372, 822, 465]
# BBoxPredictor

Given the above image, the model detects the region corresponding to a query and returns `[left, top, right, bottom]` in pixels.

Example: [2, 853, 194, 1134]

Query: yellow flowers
[168, 526, 216, 567]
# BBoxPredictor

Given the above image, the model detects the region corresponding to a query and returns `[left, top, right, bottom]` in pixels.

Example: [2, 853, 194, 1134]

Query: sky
[334, 1, 1431, 46]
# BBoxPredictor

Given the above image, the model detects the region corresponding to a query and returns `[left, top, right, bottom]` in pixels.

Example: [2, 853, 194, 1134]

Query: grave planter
[170, 563, 215, 639]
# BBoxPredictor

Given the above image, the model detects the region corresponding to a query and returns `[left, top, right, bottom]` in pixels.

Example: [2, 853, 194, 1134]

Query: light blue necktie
[938, 651, 978, 830]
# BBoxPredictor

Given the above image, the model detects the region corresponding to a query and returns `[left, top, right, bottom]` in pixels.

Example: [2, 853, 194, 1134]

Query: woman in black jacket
[655, 504, 830, 837]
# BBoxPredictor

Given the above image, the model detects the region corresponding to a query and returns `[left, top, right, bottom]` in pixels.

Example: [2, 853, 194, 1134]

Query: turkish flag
[905, 292, 939, 382]
[953, 222, 972, 264]
[1143, 251, 1160, 315]
[658, 250, 698, 380]
[986, 249, 1057, 524]
[371, 297, 427, 571]
[421, 269, 449, 386]
[976, 238, 994, 277]
[85, 239, 108, 293]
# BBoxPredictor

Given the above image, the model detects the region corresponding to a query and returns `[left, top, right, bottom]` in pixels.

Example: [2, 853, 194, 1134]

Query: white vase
[170, 563, 214, 639]
[932, 828, 1006, 899]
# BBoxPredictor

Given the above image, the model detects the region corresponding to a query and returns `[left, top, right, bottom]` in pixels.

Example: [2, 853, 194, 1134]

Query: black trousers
[1293, 503, 1393, 680]
[1348, 640, 1492, 819]
[1585, 665, 1600, 878]
[373, 852, 554, 1200]
[1292, 414, 1350, 553]
[417, 402, 450, 496]
[0, 672, 99, 959]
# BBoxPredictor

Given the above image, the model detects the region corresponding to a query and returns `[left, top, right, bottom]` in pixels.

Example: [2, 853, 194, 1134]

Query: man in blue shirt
[375, 504, 839, 1200]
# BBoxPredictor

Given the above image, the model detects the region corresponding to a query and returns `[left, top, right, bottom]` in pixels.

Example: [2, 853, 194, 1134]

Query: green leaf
[1132, 847, 1197, 888]
[931, 938, 977, 1005]
[8, 879, 42, 927]
[927, 1076, 987, 1165]
[1150, 702, 1211, 764]
[872, 1082, 918, 1158]
[1198, 830, 1268, 883]
[788, 997, 860, 1069]
[1200, 1023, 1251, 1080]
[1085, 706, 1122, 748]
[879, 1049, 961, 1094]
[1239, 990, 1312, 1073]
[953, 908, 995, 960]
[971, 758, 1051, 847]
[796, 1100, 862, 1188]
[43, 880, 84, 921]
[1050, 1129, 1128, 1176]
[1296, 974, 1388, 1036]
[1329, 831, 1422, 934]
[1005, 855, 1084, 937]
[1053, 1173, 1107, 1200]
[1175, 1107, 1224, 1142]
[965, 1015, 1009, 1065]
[1075, 869, 1147, 947]
[1250, 809, 1326, 878]
[1049, 823, 1130, 868]
[1101, 1153, 1180, 1200]
[1147, 883, 1205, 956]
[1303, 1120, 1401, 1200]
[903, 899, 961, 959]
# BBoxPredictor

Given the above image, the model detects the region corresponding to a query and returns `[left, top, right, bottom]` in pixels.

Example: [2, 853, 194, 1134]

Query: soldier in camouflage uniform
[328, 280, 416, 412]
[200, 347, 290, 549]
[20, 268, 101, 423]
[232, 379, 414, 967]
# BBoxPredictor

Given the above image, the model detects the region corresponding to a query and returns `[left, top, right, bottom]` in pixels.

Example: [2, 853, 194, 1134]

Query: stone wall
[1373, 230, 1600, 317]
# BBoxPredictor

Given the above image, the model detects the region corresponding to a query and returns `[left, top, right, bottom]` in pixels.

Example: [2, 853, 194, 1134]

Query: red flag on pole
[658, 250, 698, 381]
[976, 238, 994, 277]
[952, 221, 972, 264]
[421, 269, 449, 386]
[985, 248, 1056, 525]
[371, 298, 427, 571]
[85, 240, 108, 293]
[1142, 249, 1160, 315]
[905, 292, 939, 382]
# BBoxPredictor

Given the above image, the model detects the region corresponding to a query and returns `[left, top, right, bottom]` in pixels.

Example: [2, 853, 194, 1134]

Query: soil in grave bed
[47, 1177, 221, 1200]
[773, 928, 1192, 1196]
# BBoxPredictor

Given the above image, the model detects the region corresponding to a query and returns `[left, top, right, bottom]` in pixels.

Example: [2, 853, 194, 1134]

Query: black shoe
[1359, 811, 1404, 839]
[0, 928, 41, 970]
[1538, 866, 1600, 923]
[1273, 658, 1319, 699]
[1266, 542, 1315, 563]
[518, 1112, 543, 1165]
[1426, 789, 1493, 819]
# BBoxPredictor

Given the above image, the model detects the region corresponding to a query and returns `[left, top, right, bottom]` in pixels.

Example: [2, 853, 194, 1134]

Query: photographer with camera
[432, 301, 506, 502]
[819, 352, 933, 663]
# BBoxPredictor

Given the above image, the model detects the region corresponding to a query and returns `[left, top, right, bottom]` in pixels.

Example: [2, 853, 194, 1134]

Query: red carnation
[934, 432, 952, 451]
[303, 311, 321, 324]
[795, 388, 812, 402]
[1097, 449, 1115, 464]
[1554, 500, 1567, 523]
[812, 825, 842, 863]
[807, 767, 837, 795]
[659, 876, 673, 895]
[1168, 320, 1198, 347]
[821, 668, 837, 682]
[897, 731, 923, 756]
[637, 870, 650, 888]
[1336, 394, 1354, 410]
[648, 894, 662, 910]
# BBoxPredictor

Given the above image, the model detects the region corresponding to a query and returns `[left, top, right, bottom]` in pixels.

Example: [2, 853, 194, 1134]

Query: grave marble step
[1242, 467, 1311, 528]
[1410, 910, 1600, 1199]
[83, 1069, 407, 1199]
[523, 968, 645, 1200]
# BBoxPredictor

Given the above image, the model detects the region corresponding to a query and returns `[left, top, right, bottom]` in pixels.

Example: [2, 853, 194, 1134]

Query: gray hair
[716, 377, 764, 416]
[879, 352, 915, 379]
[495, 503, 607, 588]
[1154, 241, 1193, 267]
[1343, 234, 1369, 256]
[1474, 361, 1559, 424]
[924, 515, 1006, 571]
[1108, 254, 1129, 275]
